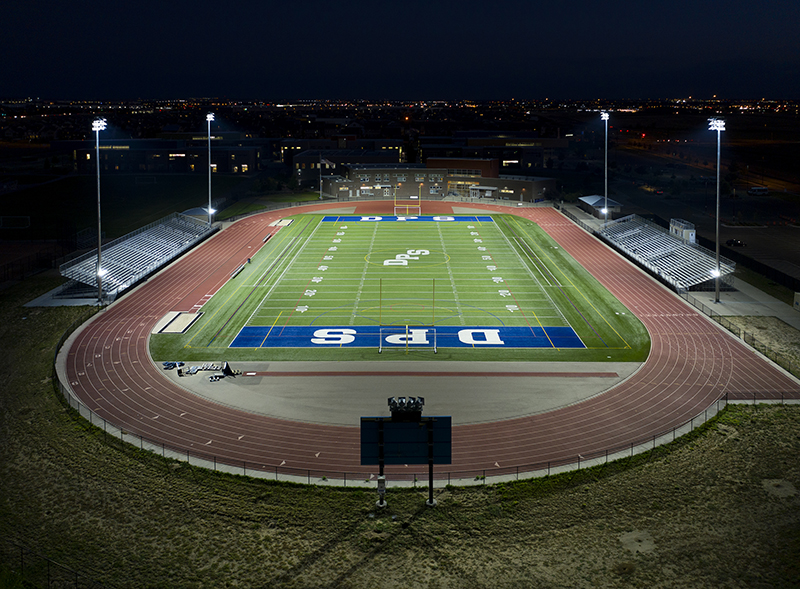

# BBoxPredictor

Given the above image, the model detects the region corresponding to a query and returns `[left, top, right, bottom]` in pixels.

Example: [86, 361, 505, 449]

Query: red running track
[63, 202, 800, 479]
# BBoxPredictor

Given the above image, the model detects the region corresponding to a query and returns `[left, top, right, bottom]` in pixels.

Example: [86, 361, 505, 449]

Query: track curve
[63, 202, 800, 479]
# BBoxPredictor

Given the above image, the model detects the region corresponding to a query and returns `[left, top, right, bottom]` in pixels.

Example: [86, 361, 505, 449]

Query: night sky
[3, 0, 799, 100]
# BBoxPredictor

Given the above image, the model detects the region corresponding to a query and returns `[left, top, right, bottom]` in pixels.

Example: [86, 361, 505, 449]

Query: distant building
[419, 134, 568, 173]
[292, 149, 401, 188]
[322, 157, 555, 202]
[57, 136, 261, 174]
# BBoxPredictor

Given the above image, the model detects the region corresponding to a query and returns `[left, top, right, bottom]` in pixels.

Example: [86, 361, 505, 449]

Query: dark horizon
[4, 0, 799, 102]
[3, 95, 798, 104]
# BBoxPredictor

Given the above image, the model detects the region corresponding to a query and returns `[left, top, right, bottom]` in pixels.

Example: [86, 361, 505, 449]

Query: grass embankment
[1, 274, 799, 588]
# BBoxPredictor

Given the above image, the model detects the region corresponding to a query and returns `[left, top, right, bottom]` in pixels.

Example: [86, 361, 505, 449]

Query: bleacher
[601, 215, 734, 291]
[59, 213, 214, 300]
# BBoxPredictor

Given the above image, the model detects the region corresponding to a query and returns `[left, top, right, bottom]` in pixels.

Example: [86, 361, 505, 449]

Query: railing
[0, 538, 112, 589]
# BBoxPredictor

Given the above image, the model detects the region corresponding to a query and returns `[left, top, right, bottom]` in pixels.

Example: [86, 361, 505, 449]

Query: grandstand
[600, 215, 734, 291]
[59, 213, 214, 300]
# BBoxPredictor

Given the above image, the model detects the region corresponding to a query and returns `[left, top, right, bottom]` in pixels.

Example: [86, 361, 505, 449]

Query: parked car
[726, 239, 746, 247]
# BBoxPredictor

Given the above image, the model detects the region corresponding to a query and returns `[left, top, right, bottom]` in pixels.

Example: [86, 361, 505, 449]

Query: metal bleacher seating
[600, 215, 734, 291]
[59, 213, 214, 300]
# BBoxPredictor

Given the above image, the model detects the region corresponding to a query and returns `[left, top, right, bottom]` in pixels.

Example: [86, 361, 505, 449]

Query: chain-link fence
[679, 292, 800, 378]
[0, 538, 112, 589]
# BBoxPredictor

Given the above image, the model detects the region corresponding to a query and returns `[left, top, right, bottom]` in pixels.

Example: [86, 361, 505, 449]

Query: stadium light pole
[601, 111, 610, 227]
[92, 117, 107, 304]
[709, 118, 725, 303]
[207, 113, 215, 225]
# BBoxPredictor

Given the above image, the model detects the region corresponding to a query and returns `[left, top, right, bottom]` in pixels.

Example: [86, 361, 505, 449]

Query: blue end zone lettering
[230, 325, 585, 349]
[321, 215, 494, 223]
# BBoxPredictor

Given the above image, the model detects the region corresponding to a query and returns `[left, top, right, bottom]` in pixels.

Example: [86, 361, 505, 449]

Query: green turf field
[150, 214, 650, 362]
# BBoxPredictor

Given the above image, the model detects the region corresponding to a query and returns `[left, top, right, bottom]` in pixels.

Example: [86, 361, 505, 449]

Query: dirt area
[721, 315, 800, 370]
[1, 278, 799, 588]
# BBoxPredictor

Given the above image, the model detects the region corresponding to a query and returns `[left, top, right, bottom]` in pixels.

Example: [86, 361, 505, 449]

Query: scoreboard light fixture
[388, 396, 425, 413]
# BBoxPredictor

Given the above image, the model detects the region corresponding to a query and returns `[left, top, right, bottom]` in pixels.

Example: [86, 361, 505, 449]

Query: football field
[151, 214, 650, 362]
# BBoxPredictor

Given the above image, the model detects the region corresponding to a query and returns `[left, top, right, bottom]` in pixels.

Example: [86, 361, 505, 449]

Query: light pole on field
[207, 113, 215, 225]
[92, 117, 107, 304]
[709, 117, 725, 303]
[601, 111, 609, 227]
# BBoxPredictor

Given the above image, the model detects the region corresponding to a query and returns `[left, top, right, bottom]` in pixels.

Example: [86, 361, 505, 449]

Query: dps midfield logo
[383, 249, 430, 266]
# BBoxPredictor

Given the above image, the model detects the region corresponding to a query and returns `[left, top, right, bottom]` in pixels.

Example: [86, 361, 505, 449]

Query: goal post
[393, 186, 422, 216]
[378, 325, 437, 354]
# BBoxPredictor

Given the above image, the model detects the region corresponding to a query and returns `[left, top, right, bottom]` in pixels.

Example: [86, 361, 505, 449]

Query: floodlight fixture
[600, 112, 610, 122]
[206, 112, 215, 123]
[388, 396, 424, 413]
[92, 118, 107, 133]
[710, 269, 721, 278]
[709, 118, 725, 302]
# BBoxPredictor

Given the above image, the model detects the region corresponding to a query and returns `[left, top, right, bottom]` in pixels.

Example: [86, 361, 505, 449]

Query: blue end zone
[321, 215, 494, 223]
[230, 325, 584, 349]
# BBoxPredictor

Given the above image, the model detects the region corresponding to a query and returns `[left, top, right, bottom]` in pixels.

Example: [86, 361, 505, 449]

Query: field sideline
[151, 213, 650, 363]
